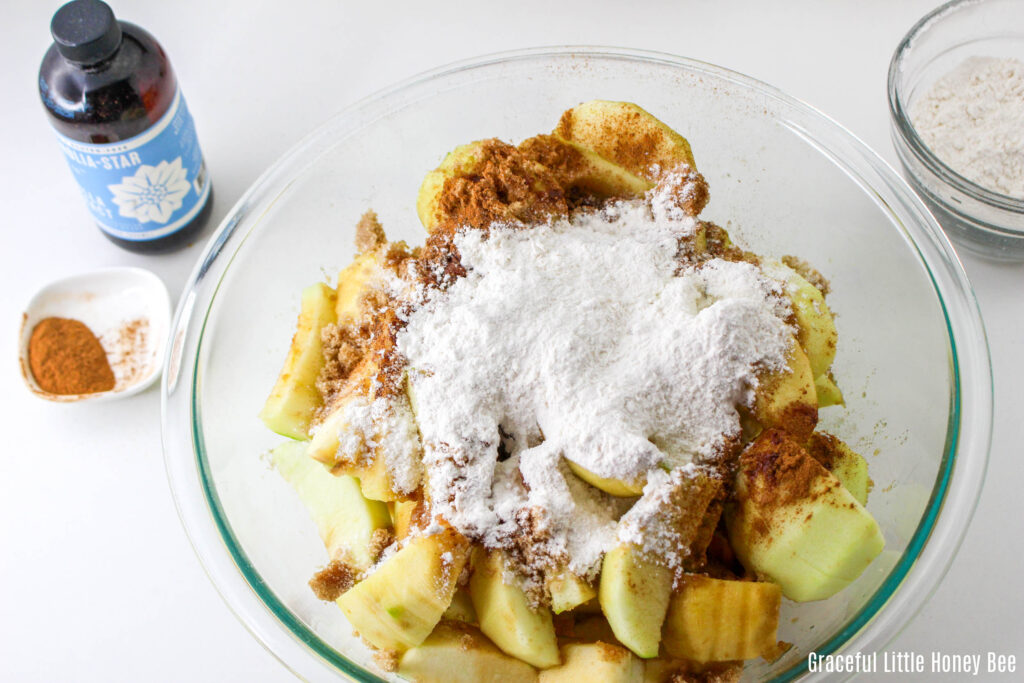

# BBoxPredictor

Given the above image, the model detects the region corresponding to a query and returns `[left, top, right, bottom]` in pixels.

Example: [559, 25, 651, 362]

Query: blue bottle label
[53, 87, 210, 241]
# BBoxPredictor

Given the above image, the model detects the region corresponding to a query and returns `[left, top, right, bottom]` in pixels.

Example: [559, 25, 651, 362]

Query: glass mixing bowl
[162, 48, 992, 682]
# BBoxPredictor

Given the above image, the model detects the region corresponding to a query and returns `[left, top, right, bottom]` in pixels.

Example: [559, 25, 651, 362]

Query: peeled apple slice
[538, 642, 643, 683]
[554, 100, 697, 178]
[805, 432, 871, 506]
[726, 429, 884, 602]
[546, 569, 597, 615]
[566, 460, 645, 497]
[814, 373, 844, 408]
[767, 262, 838, 379]
[518, 134, 653, 199]
[469, 549, 560, 669]
[259, 282, 337, 440]
[397, 622, 537, 683]
[337, 529, 469, 652]
[307, 356, 379, 465]
[416, 140, 563, 232]
[270, 441, 390, 569]
[752, 338, 818, 440]
[335, 251, 381, 322]
[598, 544, 673, 659]
[662, 575, 781, 662]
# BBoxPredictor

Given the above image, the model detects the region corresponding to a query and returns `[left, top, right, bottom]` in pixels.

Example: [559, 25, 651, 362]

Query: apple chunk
[804, 431, 871, 506]
[546, 568, 597, 615]
[766, 261, 838, 379]
[469, 549, 560, 669]
[270, 441, 390, 570]
[726, 430, 884, 602]
[752, 338, 818, 440]
[662, 575, 781, 662]
[416, 139, 565, 232]
[337, 529, 469, 652]
[518, 134, 653, 199]
[398, 622, 537, 683]
[259, 282, 337, 440]
[566, 460, 645, 497]
[554, 100, 697, 179]
[598, 544, 673, 659]
[538, 642, 643, 682]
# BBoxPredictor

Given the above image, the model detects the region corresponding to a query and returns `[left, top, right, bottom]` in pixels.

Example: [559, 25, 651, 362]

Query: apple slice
[805, 432, 871, 506]
[553, 100, 697, 179]
[662, 574, 781, 662]
[270, 441, 390, 569]
[442, 588, 478, 625]
[337, 529, 469, 652]
[397, 621, 537, 683]
[546, 569, 597, 615]
[416, 139, 565, 232]
[307, 355, 379, 465]
[598, 544, 673, 659]
[752, 338, 818, 440]
[390, 498, 422, 540]
[539, 642, 643, 683]
[766, 262, 838, 379]
[726, 430, 884, 602]
[566, 460, 645, 497]
[259, 282, 337, 440]
[518, 134, 653, 199]
[814, 373, 844, 408]
[335, 251, 382, 323]
[469, 549, 560, 669]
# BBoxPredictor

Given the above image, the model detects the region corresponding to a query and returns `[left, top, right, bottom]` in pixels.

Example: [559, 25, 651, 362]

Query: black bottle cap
[51, 0, 122, 64]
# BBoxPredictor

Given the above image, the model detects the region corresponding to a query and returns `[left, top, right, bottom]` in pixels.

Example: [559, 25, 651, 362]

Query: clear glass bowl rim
[887, 0, 1024, 220]
[162, 46, 993, 682]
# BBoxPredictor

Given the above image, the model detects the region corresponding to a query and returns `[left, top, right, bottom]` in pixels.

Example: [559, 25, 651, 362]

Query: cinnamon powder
[28, 317, 115, 395]
[738, 429, 822, 508]
[432, 139, 568, 234]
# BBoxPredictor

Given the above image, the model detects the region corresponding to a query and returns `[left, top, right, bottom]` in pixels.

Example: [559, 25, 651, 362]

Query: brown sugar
[354, 210, 387, 254]
[781, 255, 831, 295]
[667, 663, 743, 683]
[372, 649, 399, 672]
[27, 317, 115, 395]
[308, 559, 357, 601]
[655, 164, 710, 217]
[367, 527, 395, 562]
[317, 320, 373, 404]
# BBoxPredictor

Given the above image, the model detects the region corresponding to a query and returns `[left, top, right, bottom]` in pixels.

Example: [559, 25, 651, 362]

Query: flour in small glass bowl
[911, 56, 1024, 199]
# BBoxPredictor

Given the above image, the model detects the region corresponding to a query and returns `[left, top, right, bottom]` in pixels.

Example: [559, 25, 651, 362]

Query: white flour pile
[391, 189, 795, 575]
[911, 56, 1024, 198]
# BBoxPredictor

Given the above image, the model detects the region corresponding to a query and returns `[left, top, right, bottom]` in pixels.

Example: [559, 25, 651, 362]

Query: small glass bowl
[889, 0, 1024, 261]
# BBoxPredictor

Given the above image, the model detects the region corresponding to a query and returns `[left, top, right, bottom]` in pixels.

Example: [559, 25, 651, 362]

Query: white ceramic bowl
[20, 266, 170, 401]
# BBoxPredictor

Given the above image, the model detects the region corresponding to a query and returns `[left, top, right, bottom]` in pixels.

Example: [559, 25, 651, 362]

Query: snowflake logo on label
[107, 158, 191, 224]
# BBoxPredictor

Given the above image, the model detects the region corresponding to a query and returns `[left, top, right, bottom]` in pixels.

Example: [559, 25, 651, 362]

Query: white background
[1, 0, 1021, 680]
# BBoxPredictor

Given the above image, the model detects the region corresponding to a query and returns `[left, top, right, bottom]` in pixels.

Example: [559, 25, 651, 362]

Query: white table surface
[1, 1, 1021, 680]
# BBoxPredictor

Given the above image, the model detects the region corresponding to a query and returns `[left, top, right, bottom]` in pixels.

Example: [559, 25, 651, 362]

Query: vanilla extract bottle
[39, 0, 212, 253]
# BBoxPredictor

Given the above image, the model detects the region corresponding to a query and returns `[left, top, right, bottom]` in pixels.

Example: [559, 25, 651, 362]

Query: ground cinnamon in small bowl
[27, 317, 115, 395]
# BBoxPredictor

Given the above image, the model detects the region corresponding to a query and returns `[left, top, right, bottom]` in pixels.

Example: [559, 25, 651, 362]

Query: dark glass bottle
[39, 0, 212, 253]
